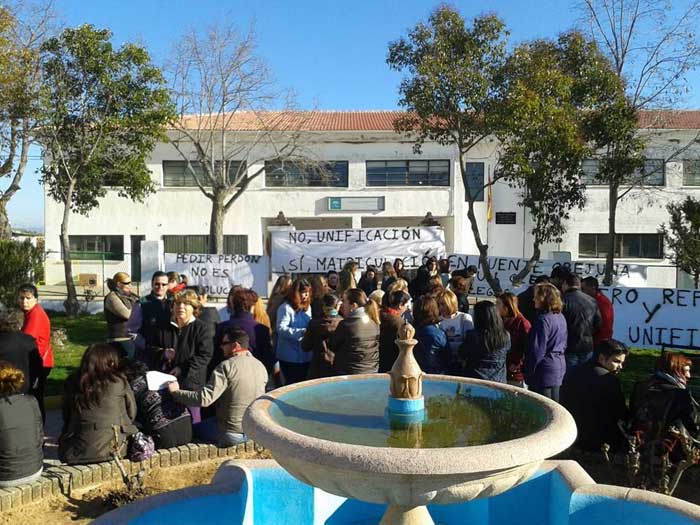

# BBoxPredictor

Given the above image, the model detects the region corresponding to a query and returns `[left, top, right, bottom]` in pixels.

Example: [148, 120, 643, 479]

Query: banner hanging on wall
[271, 227, 446, 273]
[164, 253, 269, 297]
[601, 287, 700, 350]
[447, 254, 648, 296]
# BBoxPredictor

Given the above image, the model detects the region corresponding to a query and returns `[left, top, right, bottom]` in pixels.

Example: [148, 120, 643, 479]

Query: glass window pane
[581, 159, 601, 185]
[579, 234, 597, 258]
[641, 234, 663, 258]
[622, 234, 641, 257]
[464, 162, 485, 201]
[683, 160, 700, 186]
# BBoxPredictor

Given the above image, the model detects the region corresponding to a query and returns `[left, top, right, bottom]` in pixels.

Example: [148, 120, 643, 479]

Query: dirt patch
[0, 449, 270, 525]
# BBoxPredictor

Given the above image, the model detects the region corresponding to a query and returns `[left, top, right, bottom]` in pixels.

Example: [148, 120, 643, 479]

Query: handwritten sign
[271, 227, 446, 273]
[447, 254, 647, 296]
[601, 287, 700, 349]
[164, 253, 269, 297]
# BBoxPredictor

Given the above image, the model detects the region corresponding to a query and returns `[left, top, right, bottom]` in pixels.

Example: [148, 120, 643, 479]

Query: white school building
[42, 110, 700, 291]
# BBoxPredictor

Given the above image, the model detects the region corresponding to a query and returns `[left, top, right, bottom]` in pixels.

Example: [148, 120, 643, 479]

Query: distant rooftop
[175, 110, 700, 132]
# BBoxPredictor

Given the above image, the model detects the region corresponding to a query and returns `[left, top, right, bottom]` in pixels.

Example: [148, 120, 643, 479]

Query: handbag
[128, 431, 155, 462]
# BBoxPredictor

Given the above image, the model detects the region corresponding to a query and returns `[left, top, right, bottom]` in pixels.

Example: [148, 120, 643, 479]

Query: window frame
[683, 159, 700, 186]
[264, 160, 349, 188]
[162, 160, 246, 188]
[162, 234, 248, 255]
[580, 157, 666, 187]
[365, 159, 450, 187]
[65, 235, 125, 261]
[578, 233, 664, 260]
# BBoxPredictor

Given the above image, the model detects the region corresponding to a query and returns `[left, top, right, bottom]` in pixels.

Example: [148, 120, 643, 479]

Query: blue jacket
[275, 302, 312, 364]
[415, 324, 449, 374]
[459, 329, 509, 383]
[524, 312, 567, 389]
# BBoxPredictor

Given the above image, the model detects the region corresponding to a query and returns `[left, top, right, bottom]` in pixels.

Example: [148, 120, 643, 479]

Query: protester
[160, 290, 214, 424]
[215, 288, 273, 374]
[358, 265, 379, 298]
[562, 274, 601, 369]
[581, 276, 614, 348]
[517, 275, 550, 327]
[59, 344, 137, 464]
[369, 289, 385, 313]
[394, 258, 408, 282]
[630, 352, 699, 443]
[379, 291, 411, 373]
[338, 261, 359, 296]
[0, 362, 43, 487]
[425, 257, 439, 278]
[523, 283, 567, 401]
[169, 327, 267, 447]
[437, 289, 473, 373]
[380, 261, 397, 292]
[326, 270, 339, 292]
[134, 271, 172, 368]
[438, 258, 451, 287]
[458, 301, 510, 383]
[549, 266, 570, 291]
[332, 289, 380, 375]
[561, 339, 629, 452]
[302, 293, 342, 379]
[0, 309, 42, 395]
[276, 278, 313, 384]
[18, 283, 53, 423]
[252, 297, 271, 330]
[309, 275, 329, 318]
[409, 265, 432, 299]
[167, 271, 186, 295]
[451, 264, 477, 292]
[188, 285, 220, 336]
[104, 272, 139, 358]
[496, 292, 531, 387]
[448, 276, 471, 315]
[123, 360, 192, 449]
[413, 296, 449, 374]
[267, 275, 292, 329]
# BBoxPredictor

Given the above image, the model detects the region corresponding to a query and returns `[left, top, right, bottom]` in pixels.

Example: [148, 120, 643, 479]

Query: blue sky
[6, 0, 700, 231]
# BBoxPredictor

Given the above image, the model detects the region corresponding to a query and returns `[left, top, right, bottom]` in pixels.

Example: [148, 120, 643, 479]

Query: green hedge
[0, 239, 44, 308]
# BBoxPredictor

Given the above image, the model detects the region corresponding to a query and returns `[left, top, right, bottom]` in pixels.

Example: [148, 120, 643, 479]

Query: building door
[130, 235, 145, 283]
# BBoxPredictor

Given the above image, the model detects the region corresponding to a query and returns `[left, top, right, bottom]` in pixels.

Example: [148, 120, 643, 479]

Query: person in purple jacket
[524, 283, 567, 402]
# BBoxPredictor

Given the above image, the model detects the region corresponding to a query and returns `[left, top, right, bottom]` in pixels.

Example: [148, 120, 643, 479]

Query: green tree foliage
[387, 6, 509, 291]
[0, 239, 43, 307]
[660, 196, 700, 288]
[38, 24, 174, 315]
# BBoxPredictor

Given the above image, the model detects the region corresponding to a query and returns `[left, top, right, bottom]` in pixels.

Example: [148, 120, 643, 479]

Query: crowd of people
[0, 258, 697, 489]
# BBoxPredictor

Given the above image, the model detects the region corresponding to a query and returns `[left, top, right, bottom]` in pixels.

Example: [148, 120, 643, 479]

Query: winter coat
[593, 291, 614, 348]
[161, 319, 214, 390]
[562, 288, 601, 356]
[378, 308, 404, 373]
[59, 375, 138, 464]
[104, 289, 139, 340]
[275, 302, 312, 364]
[301, 315, 342, 379]
[524, 311, 567, 389]
[0, 332, 43, 394]
[561, 361, 629, 452]
[172, 351, 268, 435]
[0, 394, 43, 482]
[517, 286, 539, 327]
[137, 294, 173, 367]
[128, 374, 190, 433]
[332, 308, 380, 375]
[503, 314, 531, 383]
[415, 324, 449, 374]
[459, 329, 510, 383]
[215, 312, 273, 373]
[22, 304, 53, 368]
[198, 306, 221, 340]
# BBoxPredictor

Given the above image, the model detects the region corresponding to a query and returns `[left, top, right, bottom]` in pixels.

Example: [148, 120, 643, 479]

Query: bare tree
[0, 0, 56, 238]
[580, 0, 700, 284]
[168, 24, 321, 255]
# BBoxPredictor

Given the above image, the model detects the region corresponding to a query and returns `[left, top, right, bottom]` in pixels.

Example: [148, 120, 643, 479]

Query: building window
[265, 161, 348, 187]
[162, 160, 245, 187]
[580, 158, 665, 186]
[162, 235, 248, 254]
[581, 159, 602, 185]
[66, 235, 124, 260]
[462, 162, 485, 201]
[683, 160, 700, 186]
[578, 233, 663, 259]
[366, 160, 449, 187]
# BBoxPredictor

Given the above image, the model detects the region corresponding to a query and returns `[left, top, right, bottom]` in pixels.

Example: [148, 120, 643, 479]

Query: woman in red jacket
[18, 283, 53, 423]
[496, 292, 531, 388]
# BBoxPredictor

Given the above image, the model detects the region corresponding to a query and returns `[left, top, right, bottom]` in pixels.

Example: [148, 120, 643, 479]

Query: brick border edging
[0, 441, 264, 512]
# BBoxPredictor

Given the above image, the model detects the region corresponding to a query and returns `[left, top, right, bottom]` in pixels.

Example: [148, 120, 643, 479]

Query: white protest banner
[447, 254, 647, 296]
[164, 253, 269, 297]
[271, 227, 446, 273]
[601, 287, 700, 349]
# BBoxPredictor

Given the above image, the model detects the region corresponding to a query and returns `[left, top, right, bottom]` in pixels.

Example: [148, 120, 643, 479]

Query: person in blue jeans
[275, 279, 313, 384]
[169, 327, 268, 447]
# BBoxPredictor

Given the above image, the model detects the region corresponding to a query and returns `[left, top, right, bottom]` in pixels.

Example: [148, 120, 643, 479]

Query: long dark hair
[287, 278, 312, 311]
[76, 344, 124, 409]
[473, 301, 509, 353]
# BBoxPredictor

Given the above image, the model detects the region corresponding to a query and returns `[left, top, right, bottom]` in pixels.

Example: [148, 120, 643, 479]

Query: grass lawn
[48, 313, 107, 396]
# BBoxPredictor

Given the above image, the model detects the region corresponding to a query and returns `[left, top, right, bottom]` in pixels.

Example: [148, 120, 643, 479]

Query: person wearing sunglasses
[104, 272, 140, 359]
[131, 271, 173, 368]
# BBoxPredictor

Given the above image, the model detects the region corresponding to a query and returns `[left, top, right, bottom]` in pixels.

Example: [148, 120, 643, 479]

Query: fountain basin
[243, 374, 577, 508]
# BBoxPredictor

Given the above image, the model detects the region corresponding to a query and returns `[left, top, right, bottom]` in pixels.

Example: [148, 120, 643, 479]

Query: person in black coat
[561, 339, 629, 452]
[517, 275, 550, 327]
[188, 285, 221, 337]
[458, 301, 510, 383]
[0, 309, 42, 394]
[137, 271, 173, 369]
[561, 274, 601, 369]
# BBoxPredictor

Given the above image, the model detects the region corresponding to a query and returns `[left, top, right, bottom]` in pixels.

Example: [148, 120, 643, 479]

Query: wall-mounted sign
[495, 212, 517, 224]
[327, 196, 385, 212]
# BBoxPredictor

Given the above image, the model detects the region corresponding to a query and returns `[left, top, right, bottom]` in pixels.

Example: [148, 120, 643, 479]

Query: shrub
[0, 239, 44, 308]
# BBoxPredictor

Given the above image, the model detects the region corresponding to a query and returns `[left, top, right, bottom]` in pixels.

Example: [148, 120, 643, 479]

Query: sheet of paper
[146, 370, 177, 391]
